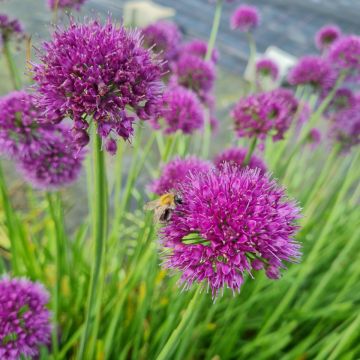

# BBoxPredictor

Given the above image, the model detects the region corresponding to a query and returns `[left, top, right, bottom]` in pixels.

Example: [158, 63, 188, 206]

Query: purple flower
[256, 58, 279, 81]
[330, 102, 360, 152]
[160, 165, 301, 297]
[47, 0, 87, 11]
[152, 85, 205, 135]
[149, 156, 212, 195]
[0, 91, 84, 189]
[214, 147, 267, 175]
[0, 91, 54, 158]
[328, 35, 360, 78]
[315, 24, 341, 51]
[181, 40, 219, 63]
[307, 128, 321, 148]
[230, 5, 260, 32]
[231, 89, 298, 141]
[18, 125, 84, 189]
[0, 13, 23, 44]
[0, 277, 51, 360]
[288, 56, 336, 91]
[171, 54, 216, 102]
[327, 88, 355, 113]
[142, 20, 182, 65]
[32, 19, 163, 153]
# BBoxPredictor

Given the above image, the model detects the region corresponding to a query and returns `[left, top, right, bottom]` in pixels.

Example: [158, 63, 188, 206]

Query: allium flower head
[32, 19, 163, 153]
[307, 128, 321, 147]
[0, 277, 51, 360]
[0, 91, 54, 158]
[328, 35, 360, 77]
[256, 58, 279, 81]
[142, 20, 182, 64]
[231, 89, 298, 141]
[172, 54, 216, 102]
[230, 5, 260, 32]
[152, 85, 205, 135]
[47, 0, 87, 11]
[0, 13, 23, 44]
[161, 165, 301, 297]
[149, 156, 212, 195]
[181, 39, 219, 63]
[18, 125, 84, 189]
[214, 147, 267, 175]
[315, 24, 341, 51]
[288, 56, 336, 91]
[327, 88, 355, 113]
[330, 103, 360, 152]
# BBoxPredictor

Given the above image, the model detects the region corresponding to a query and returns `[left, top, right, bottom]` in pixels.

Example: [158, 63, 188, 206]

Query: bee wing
[143, 199, 160, 211]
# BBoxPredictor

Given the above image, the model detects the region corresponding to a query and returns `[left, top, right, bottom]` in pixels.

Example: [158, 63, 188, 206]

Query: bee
[144, 192, 183, 224]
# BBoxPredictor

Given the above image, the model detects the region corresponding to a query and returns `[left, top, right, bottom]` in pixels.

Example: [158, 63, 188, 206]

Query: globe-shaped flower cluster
[231, 88, 299, 141]
[256, 58, 279, 81]
[0, 277, 51, 360]
[315, 24, 341, 51]
[161, 165, 301, 297]
[32, 19, 163, 153]
[152, 85, 205, 135]
[142, 20, 182, 66]
[288, 56, 335, 91]
[0, 91, 83, 189]
[230, 5, 260, 32]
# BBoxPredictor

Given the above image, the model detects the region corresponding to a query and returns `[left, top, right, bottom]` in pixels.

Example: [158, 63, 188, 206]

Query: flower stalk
[78, 129, 108, 359]
[243, 137, 257, 166]
[3, 39, 22, 90]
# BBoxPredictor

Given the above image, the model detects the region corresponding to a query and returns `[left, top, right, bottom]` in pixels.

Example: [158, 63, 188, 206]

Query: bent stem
[156, 288, 202, 360]
[3, 39, 22, 90]
[78, 131, 108, 359]
[243, 137, 257, 166]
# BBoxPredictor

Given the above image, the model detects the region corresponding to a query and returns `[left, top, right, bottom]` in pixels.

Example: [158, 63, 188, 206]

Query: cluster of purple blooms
[315, 24, 341, 51]
[255, 58, 279, 81]
[158, 164, 300, 296]
[0, 91, 83, 189]
[0, 13, 23, 46]
[230, 5, 260, 32]
[231, 88, 300, 142]
[32, 19, 164, 154]
[327, 35, 360, 80]
[142, 20, 182, 69]
[288, 55, 336, 92]
[152, 85, 205, 135]
[0, 277, 51, 360]
[326, 90, 360, 152]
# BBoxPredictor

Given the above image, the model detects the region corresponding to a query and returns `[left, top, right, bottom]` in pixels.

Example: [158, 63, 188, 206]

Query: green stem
[46, 192, 60, 358]
[205, 0, 223, 61]
[246, 32, 257, 93]
[243, 137, 257, 166]
[0, 164, 19, 273]
[78, 132, 108, 360]
[3, 39, 22, 90]
[156, 289, 202, 360]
